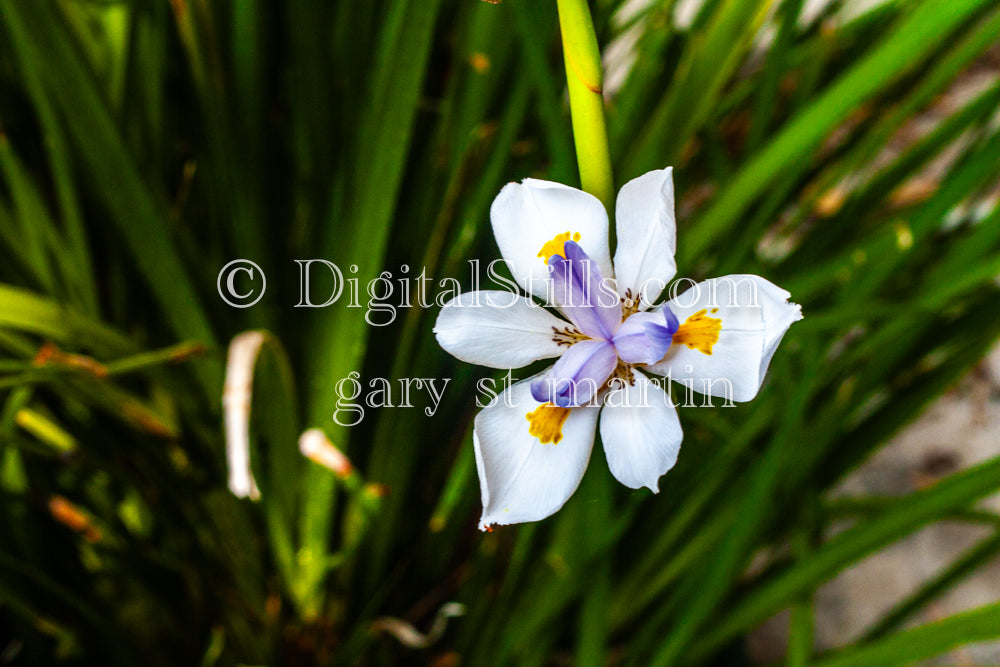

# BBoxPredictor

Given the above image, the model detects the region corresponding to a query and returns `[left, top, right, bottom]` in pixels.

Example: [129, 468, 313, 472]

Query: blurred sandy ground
[742, 4, 999, 662]
[747, 40, 1000, 667]
[749, 343, 1000, 665]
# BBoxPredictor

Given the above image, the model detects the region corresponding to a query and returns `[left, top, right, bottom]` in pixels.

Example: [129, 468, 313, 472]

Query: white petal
[490, 179, 613, 301]
[600, 372, 682, 492]
[474, 375, 599, 529]
[647, 275, 803, 402]
[613, 168, 677, 309]
[434, 290, 569, 369]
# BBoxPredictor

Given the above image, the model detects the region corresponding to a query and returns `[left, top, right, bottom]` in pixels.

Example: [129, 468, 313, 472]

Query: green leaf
[813, 601, 1000, 667]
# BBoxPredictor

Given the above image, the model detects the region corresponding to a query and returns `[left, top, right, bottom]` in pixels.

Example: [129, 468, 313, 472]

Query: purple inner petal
[531, 340, 617, 407]
[663, 307, 680, 334]
[612, 308, 679, 365]
[546, 241, 622, 340]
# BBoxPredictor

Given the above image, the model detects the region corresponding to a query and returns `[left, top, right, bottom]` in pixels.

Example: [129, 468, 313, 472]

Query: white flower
[434, 168, 802, 530]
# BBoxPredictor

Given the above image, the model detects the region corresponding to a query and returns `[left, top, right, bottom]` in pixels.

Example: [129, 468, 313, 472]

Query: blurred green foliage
[1, 0, 1000, 665]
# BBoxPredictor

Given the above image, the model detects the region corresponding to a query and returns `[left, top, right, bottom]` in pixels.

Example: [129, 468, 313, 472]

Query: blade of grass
[693, 454, 1000, 658]
[682, 0, 992, 265]
[622, 0, 774, 179]
[812, 600, 1000, 667]
[0, 0, 219, 392]
[299, 0, 444, 618]
[863, 531, 1000, 642]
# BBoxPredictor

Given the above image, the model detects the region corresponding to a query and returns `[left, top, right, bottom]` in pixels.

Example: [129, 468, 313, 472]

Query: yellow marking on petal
[537, 231, 581, 264]
[525, 403, 571, 444]
[673, 309, 722, 355]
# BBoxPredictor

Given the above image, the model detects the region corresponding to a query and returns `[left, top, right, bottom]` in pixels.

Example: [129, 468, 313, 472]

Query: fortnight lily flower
[434, 168, 802, 530]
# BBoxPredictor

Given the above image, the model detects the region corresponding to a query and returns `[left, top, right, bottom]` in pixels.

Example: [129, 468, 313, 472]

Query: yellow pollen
[673, 309, 722, 355]
[537, 231, 581, 264]
[525, 403, 571, 444]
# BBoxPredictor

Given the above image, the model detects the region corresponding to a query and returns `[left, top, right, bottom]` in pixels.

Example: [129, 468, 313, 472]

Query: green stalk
[557, 0, 613, 208]
[556, 7, 613, 663]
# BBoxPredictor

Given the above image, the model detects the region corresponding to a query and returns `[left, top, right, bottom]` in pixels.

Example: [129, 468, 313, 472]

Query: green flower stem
[557, 0, 614, 210]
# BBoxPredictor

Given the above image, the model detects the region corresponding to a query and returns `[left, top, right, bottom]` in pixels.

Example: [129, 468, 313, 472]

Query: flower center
[551, 324, 589, 347]
[525, 403, 571, 444]
[537, 231, 581, 264]
[672, 309, 722, 355]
